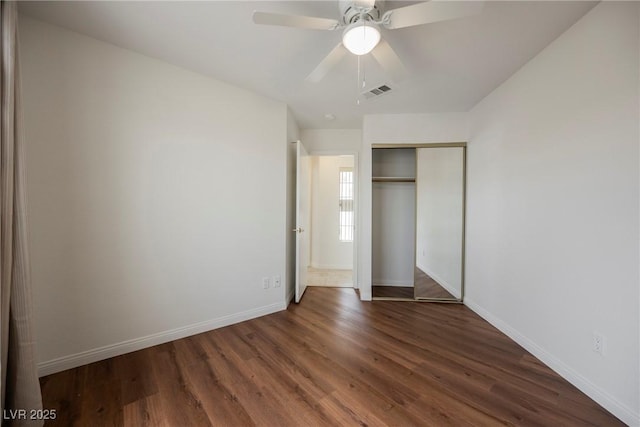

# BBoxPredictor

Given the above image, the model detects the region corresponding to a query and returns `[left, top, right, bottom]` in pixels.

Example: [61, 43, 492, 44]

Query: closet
[371, 144, 466, 302]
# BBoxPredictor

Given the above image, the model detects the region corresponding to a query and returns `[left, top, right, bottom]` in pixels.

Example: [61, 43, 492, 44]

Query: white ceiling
[19, 1, 596, 129]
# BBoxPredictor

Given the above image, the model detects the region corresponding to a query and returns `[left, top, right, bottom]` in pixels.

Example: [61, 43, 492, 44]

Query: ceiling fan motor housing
[339, 0, 384, 24]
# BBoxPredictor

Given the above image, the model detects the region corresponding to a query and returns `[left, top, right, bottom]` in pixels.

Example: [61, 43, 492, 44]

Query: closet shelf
[372, 177, 416, 183]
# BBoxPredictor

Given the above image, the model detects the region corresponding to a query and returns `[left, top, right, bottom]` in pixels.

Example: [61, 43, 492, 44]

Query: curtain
[1, 1, 43, 426]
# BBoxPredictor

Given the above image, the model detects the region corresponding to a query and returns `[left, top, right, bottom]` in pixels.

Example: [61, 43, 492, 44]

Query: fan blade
[305, 43, 348, 83]
[384, 1, 484, 30]
[253, 11, 340, 30]
[371, 39, 407, 82]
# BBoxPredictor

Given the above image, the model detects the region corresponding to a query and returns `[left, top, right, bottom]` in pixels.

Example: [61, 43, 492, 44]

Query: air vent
[362, 84, 392, 100]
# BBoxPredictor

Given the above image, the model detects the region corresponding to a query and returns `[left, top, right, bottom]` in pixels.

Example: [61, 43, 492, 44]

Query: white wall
[20, 16, 289, 375]
[300, 129, 361, 153]
[310, 156, 354, 270]
[286, 109, 300, 303]
[360, 113, 470, 299]
[416, 148, 464, 298]
[466, 2, 639, 424]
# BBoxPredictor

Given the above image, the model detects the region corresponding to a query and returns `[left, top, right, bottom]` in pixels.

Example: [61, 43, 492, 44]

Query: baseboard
[310, 263, 353, 270]
[373, 280, 413, 287]
[464, 298, 639, 426]
[38, 301, 286, 377]
[417, 263, 461, 299]
[308, 283, 353, 288]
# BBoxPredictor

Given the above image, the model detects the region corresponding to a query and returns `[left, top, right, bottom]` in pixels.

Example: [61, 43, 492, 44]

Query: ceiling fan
[253, 0, 484, 83]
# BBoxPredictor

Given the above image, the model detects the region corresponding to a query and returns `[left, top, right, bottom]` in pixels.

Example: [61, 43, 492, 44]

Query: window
[339, 168, 354, 242]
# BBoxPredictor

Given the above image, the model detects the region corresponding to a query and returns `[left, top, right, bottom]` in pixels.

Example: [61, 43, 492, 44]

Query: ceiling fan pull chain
[361, 54, 366, 88]
[356, 55, 361, 105]
[361, 15, 367, 89]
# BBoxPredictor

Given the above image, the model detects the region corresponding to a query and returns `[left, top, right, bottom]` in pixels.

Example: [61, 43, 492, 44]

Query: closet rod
[372, 177, 416, 183]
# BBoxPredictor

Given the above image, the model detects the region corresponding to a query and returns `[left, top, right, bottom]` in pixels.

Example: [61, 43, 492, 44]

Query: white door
[295, 141, 311, 303]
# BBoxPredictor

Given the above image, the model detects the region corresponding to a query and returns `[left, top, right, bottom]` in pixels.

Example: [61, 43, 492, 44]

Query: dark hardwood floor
[414, 267, 456, 300]
[372, 268, 456, 300]
[40, 288, 623, 426]
[372, 285, 414, 298]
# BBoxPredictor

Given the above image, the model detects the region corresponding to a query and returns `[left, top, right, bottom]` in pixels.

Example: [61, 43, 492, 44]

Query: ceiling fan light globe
[342, 22, 381, 55]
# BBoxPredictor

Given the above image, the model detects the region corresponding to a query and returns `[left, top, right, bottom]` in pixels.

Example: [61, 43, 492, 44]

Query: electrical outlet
[593, 332, 604, 355]
[262, 277, 270, 289]
[273, 275, 281, 288]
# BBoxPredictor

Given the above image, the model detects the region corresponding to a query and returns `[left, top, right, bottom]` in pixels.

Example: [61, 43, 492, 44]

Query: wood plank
[113, 349, 158, 406]
[122, 394, 166, 427]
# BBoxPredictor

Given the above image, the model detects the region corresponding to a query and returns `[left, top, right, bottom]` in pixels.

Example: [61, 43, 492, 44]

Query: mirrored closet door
[371, 144, 466, 302]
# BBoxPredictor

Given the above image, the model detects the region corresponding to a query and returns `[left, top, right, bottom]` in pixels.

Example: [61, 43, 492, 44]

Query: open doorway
[306, 154, 356, 289]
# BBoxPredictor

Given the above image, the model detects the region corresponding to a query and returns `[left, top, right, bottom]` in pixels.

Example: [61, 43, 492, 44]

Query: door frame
[308, 150, 360, 291]
[295, 141, 311, 303]
[370, 142, 467, 303]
